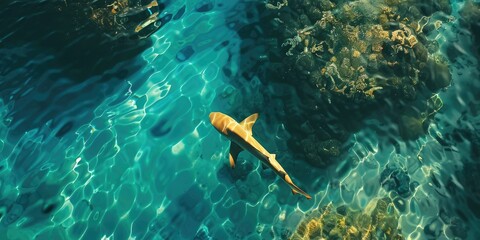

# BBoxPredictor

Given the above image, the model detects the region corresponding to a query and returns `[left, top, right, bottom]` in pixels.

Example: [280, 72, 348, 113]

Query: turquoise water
[0, 0, 479, 239]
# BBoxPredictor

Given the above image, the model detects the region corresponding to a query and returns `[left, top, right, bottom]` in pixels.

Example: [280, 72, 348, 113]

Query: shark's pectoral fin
[285, 175, 312, 200]
[229, 142, 243, 168]
[240, 113, 258, 135]
[229, 154, 236, 168]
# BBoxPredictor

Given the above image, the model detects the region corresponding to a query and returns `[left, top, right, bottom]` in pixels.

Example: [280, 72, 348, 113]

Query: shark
[209, 112, 311, 199]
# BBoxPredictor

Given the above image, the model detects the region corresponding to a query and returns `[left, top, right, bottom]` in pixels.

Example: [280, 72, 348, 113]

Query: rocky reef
[291, 197, 404, 239]
[260, 0, 454, 167]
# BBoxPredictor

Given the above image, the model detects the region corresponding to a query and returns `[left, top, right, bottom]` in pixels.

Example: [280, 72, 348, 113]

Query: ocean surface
[0, 0, 479, 239]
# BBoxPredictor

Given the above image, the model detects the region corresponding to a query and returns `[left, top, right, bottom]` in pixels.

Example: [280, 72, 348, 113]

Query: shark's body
[209, 112, 311, 199]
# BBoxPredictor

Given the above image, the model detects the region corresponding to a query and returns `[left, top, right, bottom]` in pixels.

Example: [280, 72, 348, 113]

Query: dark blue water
[0, 0, 479, 239]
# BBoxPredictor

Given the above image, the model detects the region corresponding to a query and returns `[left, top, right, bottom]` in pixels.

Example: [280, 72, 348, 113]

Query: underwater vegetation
[291, 197, 404, 240]
[261, 0, 455, 167]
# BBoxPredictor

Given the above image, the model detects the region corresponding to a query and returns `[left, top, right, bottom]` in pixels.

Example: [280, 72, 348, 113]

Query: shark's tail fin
[291, 188, 312, 199]
[291, 184, 312, 200]
[285, 175, 312, 200]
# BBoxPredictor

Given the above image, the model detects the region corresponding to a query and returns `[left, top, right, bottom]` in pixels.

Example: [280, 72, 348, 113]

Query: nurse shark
[209, 112, 311, 199]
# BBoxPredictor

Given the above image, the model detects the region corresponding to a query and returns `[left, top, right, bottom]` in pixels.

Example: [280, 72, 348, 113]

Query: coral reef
[261, 0, 453, 166]
[269, 0, 451, 103]
[291, 197, 404, 239]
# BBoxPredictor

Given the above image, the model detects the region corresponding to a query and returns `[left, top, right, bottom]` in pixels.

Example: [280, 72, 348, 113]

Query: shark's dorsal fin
[229, 142, 243, 168]
[240, 113, 258, 135]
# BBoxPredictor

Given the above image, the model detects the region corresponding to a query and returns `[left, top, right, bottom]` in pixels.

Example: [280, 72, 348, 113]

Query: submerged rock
[380, 163, 418, 198]
[422, 58, 452, 91]
[301, 136, 342, 167]
[398, 114, 426, 140]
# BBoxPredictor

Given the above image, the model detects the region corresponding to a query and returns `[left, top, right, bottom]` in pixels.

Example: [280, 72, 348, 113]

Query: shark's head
[209, 112, 231, 135]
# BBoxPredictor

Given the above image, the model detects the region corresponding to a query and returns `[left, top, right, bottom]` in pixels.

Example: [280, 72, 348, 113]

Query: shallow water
[0, 0, 479, 239]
